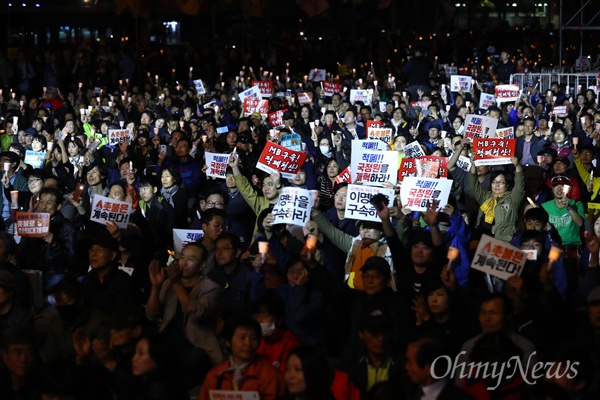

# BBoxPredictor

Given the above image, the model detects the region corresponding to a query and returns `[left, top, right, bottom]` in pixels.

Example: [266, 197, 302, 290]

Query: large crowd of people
[0, 42, 599, 400]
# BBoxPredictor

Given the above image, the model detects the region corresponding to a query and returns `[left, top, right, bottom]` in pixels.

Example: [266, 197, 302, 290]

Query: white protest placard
[403, 141, 426, 159]
[479, 93, 496, 110]
[356, 139, 387, 151]
[108, 129, 131, 146]
[494, 84, 520, 103]
[205, 152, 231, 179]
[552, 105, 568, 117]
[471, 234, 526, 280]
[450, 75, 473, 92]
[173, 229, 204, 256]
[344, 184, 395, 223]
[308, 68, 327, 82]
[399, 177, 453, 212]
[349, 89, 373, 106]
[24, 151, 46, 169]
[209, 391, 259, 400]
[493, 126, 514, 139]
[444, 66, 458, 76]
[238, 85, 261, 103]
[456, 155, 472, 172]
[90, 195, 132, 229]
[193, 79, 206, 95]
[351, 147, 399, 186]
[367, 128, 393, 144]
[464, 114, 498, 141]
[271, 187, 313, 226]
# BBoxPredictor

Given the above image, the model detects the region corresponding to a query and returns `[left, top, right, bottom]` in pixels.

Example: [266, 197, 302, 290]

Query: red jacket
[257, 329, 300, 372]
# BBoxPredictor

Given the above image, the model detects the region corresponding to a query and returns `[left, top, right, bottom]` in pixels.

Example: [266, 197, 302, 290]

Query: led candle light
[527, 197, 537, 207]
[202, 135, 207, 143]
[572, 137, 579, 147]
[258, 241, 269, 263]
[305, 234, 318, 260]
[3, 162, 9, 177]
[447, 246, 459, 262]
[129, 161, 133, 172]
[563, 184, 571, 197]
[548, 246, 563, 262]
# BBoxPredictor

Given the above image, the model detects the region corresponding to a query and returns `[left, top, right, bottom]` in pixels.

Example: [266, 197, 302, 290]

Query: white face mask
[260, 322, 276, 337]
[319, 145, 332, 156]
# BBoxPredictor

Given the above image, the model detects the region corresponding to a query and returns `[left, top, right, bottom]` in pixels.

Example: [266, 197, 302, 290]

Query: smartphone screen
[72, 183, 85, 202]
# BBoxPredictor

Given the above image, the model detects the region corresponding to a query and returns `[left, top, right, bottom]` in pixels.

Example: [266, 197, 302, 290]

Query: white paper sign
[399, 177, 453, 212]
[495, 84, 521, 103]
[209, 391, 259, 400]
[493, 126, 514, 139]
[464, 114, 498, 141]
[271, 187, 313, 226]
[456, 155, 472, 172]
[471, 234, 527, 280]
[479, 93, 496, 110]
[344, 184, 395, 222]
[108, 129, 132, 146]
[238, 85, 262, 103]
[205, 152, 231, 179]
[403, 141, 426, 159]
[24, 151, 46, 169]
[351, 147, 398, 186]
[90, 195, 132, 229]
[450, 75, 473, 92]
[173, 229, 204, 256]
[444, 66, 458, 76]
[355, 139, 387, 151]
[349, 89, 373, 106]
[193, 79, 206, 95]
[308, 68, 327, 82]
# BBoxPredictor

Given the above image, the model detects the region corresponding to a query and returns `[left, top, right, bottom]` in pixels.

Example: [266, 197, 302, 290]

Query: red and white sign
[398, 158, 418, 182]
[473, 138, 516, 166]
[205, 152, 231, 179]
[243, 98, 269, 117]
[108, 129, 132, 146]
[322, 81, 342, 96]
[335, 166, 352, 184]
[257, 141, 308, 179]
[495, 84, 520, 103]
[410, 101, 431, 109]
[89, 195, 132, 229]
[15, 212, 50, 238]
[351, 146, 399, 186]
[367, 128, 393, 144]
[400, 177, 453, 212]
[251, 80, 273, 98]
[297, 92, 313, 105]
[419, 156, 448, 178]
[471, 235, 526, 280]
[552, 105, 568, 117]
[268, 109, 288, 128]
[493, 127, 514, 139]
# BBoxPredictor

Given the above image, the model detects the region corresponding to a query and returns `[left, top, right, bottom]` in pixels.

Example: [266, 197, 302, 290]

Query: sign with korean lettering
[356, 139, 387, 151]
[351, 147, 398, 186]
[366, 120, 384, 133]
[400, 177, 452, 211]
[251, 80, 274, 98]
[398, 158, 418, 182]
[479, 93, 496, 110]
[403, 141, 426, 159]
[552, 105, 568, 117]
[471, 234, 526, 280]
[268, 109, 287, 128]
[322, 81, 342, 96]
[410, 101, 431, 109]
[464, 114, 498, 141]
[456, 155, 472, 172]
[173, 229, 203, 256]
[280, 134, 303, 152]
[349, 89, 373, 106]
[344, 184, 395, 222]
[444, 66, 458, 76]
[493, 127, 514, 139]
[24, 151, 46, 169]
[272, 187, 313, 226]
[308, 68, 327, 82]
[450, 75, 473, 92]
[15, 212, 50, 238]
[90, 195, 132, 229]
[205, 152, 231, 179]
[297, 92, 313, 105]
[108, 129, 131, 146]
[193, 79, 206, 95]
[243, 98, 269, 118]
[419, 156, 448, 178]
[494, 84, 520, 103]
[335, 166, 352, 184]
[367, 128, 393, 144]
[238, 85, 262, 103]
[473, 138, 516, 166]
[209, 390, 259, 400]
[256, 141, 307, 179]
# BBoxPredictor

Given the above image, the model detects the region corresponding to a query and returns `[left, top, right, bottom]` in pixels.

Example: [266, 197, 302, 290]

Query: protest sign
[403, 141, 426, 159]
[238, 85, 261, 103]
[268, 109, 287, 128]
[322, 81, 342, 96]
[367, 128, 393, 144]
[400, 177, 452, 211]
[552, 105, 568, 117]
[419, 156, 448, 178]
[173, 229, 203, 256]
[410, 101, 431, 110]
[444, 66, 458, 76]
[349, 89, 373, 105]
[588, 202, 600, 219]
[464, 114, 498, 141]
[355, 139, 387, 151]
[15, 212, 50, 238]
[308, 68, 327, 82]
[479, 93, 496, 110]
[493, 126, 515, 139]
[398, 158, 418, 182]
[473, 138, 516, 166]
[351, 147, 398, 186]
[242, 98, 269, 117]
[108, 129, 131, 146]
[205, 152, 231, 179]
[251, 80, 273, 98]
[256, 141, 307, 179]
[471, 234, 526, 280]
[366, 120, 384, 133]
[494, 84, 520, 103]
[450, 75, 473, 92]
[271, 187, 313, 226]
[209, 391, 259, 400]
[280, 134, 303, 152]
[297, 92, 313, 105]
[456, 155, 472, 172]
[344, 184, 395, 223]
[24, 151, 46, 169]
[90, 195, 132, 228]
[335, 166, 352, 184]
[193, 79, 206, 95]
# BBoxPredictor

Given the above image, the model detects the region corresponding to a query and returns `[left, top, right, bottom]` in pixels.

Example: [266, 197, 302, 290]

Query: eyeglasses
[206, 201, 224, 207]
[207, 223, 227, 231]
[28, 178, 42, 185]
[492, 180, 507, 186]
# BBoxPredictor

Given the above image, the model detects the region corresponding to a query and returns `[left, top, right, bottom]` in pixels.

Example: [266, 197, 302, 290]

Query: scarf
[160, 185, 179, 208]
[221, 357, 251, 390]
[480, 194, 506, 224]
